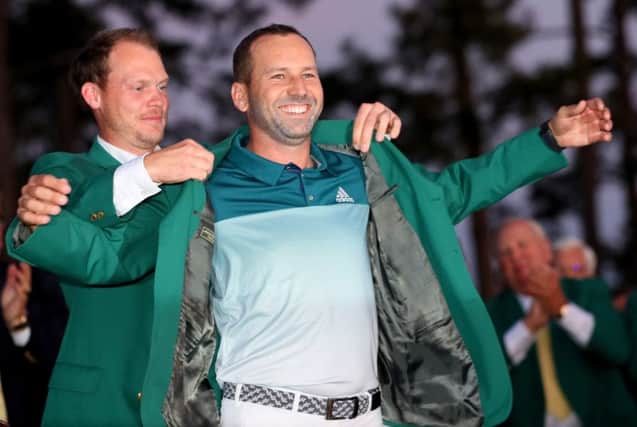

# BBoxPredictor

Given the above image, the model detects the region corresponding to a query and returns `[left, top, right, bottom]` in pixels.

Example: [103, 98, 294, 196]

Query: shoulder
[30, 150, 107, 185]
[561, 277, 611, 305]
[31, 151, 93, 174]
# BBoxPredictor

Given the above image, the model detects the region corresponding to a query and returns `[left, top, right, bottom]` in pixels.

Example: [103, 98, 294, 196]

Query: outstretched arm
[420, 98, 613, 223]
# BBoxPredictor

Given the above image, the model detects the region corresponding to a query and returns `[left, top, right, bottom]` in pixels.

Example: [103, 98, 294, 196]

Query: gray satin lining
[162, 200, 219, 427]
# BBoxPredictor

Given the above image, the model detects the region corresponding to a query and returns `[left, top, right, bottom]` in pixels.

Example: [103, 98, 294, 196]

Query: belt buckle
[325, 396, 359, 420]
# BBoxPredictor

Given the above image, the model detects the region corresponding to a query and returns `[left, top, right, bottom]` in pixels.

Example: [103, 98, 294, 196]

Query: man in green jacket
[488, 218, 636, 427]
[9, 25, 613, 427]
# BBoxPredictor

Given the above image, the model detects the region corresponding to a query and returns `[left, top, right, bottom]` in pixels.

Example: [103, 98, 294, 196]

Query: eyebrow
[126, 76, 170, 85]
[262, 66, 318, 75]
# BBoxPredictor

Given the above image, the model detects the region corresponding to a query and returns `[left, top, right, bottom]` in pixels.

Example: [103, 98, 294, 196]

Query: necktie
[536, 326, 572, 420]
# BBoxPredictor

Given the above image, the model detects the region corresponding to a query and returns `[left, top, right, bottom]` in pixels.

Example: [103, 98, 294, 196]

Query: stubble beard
[251, 94, 323, 147]
[135, 126, 164, 150]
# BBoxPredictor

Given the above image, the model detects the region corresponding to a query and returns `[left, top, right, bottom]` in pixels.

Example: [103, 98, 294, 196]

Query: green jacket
[487, 279, 637, 427]
[7, 120, 566, 427]
[5, 141, 181, 427]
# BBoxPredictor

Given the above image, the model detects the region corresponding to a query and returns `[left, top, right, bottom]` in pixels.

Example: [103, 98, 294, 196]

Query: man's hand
[549, 97, 613, 148]
[144, 139, 214, 184]
[352, 102, 402, 153]
[2, 263, 32, 330]
[524, 300, 550, 332]
[523, 264, 568, 317]
[18, 175, 71, 228]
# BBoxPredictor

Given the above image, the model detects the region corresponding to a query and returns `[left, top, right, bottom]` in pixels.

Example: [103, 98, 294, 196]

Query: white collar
[96, 135, 159, 164]
[515, 293, 533, 313]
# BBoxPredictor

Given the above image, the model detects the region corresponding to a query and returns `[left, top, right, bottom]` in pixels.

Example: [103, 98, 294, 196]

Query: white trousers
[220, 398, 383, 427]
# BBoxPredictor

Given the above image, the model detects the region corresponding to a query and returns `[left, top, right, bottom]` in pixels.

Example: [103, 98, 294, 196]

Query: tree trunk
[0, 0, 16, 227]
[449, 0, 493, 296]
[611, 0, 637, 284]
[570, 0, 599, 253]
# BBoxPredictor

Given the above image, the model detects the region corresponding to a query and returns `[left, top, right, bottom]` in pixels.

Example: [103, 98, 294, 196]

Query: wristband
[540, 120, 563, 152]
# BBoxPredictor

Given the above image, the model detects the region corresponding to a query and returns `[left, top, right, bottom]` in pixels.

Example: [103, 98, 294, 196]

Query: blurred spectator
[487, 218, 637, 427]
[0, 217, 67, 427]
[0, 376, 7, 426]
[554, 237, 597, 279]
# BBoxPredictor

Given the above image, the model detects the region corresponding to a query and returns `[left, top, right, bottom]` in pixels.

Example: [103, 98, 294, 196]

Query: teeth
[280, 104, 308, 114]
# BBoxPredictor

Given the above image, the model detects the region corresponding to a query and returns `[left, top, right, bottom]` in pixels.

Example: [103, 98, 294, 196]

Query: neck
[246, 128, 313, 168]
[98, 128, 155, 156]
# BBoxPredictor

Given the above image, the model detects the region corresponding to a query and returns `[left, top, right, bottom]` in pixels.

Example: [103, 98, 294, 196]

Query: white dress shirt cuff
[113, 155, 161, 216]
[557, 302, 595, 347]
[11, 326, 31, 347]
[504, 319, 536, 366]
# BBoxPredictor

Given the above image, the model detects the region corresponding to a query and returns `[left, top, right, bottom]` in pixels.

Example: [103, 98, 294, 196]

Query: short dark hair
[232, 24, 315, 84]
[68, 28, 159, 95]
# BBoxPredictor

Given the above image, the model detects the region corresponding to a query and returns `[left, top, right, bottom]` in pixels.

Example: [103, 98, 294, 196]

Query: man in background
[488, 218, 636, 427]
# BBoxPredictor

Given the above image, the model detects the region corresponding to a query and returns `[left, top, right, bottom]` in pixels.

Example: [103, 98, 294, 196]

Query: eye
[158, 83, 168, 92]
[270, 73, 285, 80]
[302, 72, 317, 79]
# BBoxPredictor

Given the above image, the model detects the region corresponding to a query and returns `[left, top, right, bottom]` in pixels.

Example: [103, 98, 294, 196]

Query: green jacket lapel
[86, 138, 122, 168]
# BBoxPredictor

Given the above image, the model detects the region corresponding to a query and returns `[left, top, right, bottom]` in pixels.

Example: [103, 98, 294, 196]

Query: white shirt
[96, 136, 162, 216]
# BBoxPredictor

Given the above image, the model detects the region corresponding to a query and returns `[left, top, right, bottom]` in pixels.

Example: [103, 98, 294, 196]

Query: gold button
[89, 211, 105, 221]
[137, 392, 142, 401]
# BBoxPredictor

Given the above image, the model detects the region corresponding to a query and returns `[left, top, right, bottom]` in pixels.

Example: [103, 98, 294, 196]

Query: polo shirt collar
[227, 133, 333, 186]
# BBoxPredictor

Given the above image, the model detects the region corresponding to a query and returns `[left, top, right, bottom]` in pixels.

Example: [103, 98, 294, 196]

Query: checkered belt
[222, 382, 382, 420]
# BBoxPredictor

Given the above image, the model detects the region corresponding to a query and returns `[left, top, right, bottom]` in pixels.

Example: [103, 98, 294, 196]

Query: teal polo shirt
[206, 135, 380, 396]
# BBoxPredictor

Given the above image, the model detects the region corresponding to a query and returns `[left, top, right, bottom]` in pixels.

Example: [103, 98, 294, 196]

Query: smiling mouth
[279, 104, 310, 115]
[142, 116, 164, 123]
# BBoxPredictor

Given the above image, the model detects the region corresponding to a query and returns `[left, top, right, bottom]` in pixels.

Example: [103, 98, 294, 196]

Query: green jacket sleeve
[5, 154, 163, 285]
[6, 206, 160, 285]
[416, 127, 567, 224]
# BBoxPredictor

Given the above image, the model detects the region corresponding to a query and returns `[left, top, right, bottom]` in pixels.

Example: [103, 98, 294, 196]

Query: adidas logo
[335, 186, 354, 203]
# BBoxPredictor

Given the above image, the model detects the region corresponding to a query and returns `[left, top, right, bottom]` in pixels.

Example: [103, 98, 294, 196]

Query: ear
[231, 82, 249, 113]
[80, 82, 102, 110]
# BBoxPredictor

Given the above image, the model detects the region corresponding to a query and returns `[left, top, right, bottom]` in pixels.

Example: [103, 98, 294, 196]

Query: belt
[222, 382, 381, 420]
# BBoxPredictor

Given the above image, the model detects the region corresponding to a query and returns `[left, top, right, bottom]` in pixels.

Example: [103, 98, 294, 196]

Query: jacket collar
[87, 137, 123, 168]
[223, 132, 331, 186]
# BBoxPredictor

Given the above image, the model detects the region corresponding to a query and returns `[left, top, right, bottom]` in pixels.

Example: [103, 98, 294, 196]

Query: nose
[148, 86, 168, 108]
[287, 75, 307, 96]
